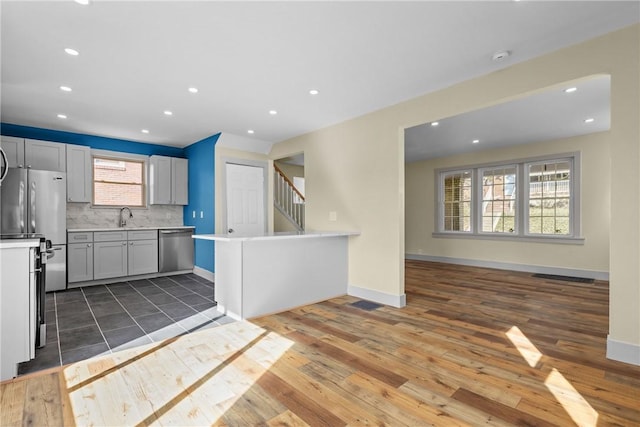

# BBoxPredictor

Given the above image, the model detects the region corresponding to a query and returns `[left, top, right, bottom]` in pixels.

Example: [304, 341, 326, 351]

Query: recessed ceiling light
[431, 122, 439, 127]
[584, 118, 595, 123]
[309, 89, 319, 95]
[60, 86, 72, 92]
[472, 139, 480, 144]
[247, 130, 255, 134]
[564, 87, 577, 93]
[57, 114, 67, 119]
[491, 50, 511, 62]
[269, 110, 278, 115]
[74, 0, 90, 5]
[164, 110, 173, 116]
[188, 87, 198, 93]
[64, 48, 79, 56]
[142, 129, 150, 134]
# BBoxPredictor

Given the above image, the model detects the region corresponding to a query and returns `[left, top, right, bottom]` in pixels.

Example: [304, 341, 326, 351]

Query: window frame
[524, 156, 578, 239]
[438, 169, 474, 233]
[91, 150, 149, 209]
[477, 164, 519, 236]
[433, 152, 583, 244]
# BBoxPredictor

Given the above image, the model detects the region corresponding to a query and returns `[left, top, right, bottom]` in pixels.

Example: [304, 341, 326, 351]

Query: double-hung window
[526, 159, 572, 236]
[93, 155, 146, 207]
[441, 170, 472, 232]
[480, 166, 517, 234]
[435, 153, 580, 241]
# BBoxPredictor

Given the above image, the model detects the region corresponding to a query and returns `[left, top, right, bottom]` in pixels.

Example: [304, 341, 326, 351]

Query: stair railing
[274, 164, 305, 231]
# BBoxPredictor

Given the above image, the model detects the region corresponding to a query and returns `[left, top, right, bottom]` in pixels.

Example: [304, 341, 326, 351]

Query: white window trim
[90, 149, 150, 209]
[433, 152, 583, 244]
[438, 169, 473, 233]
[477, 164, 519, 236]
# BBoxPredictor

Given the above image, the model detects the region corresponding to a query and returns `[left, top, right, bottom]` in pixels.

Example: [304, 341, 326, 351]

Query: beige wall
[405, 132, 610, 275]
[274, 160, 304, 181]
[268, 24, 639, 353]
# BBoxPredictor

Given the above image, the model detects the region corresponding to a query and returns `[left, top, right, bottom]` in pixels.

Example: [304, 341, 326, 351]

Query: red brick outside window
[93, 157, 145, 207]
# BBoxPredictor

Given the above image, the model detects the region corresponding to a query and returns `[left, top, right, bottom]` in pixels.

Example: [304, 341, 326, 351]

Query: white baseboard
[607, 336, 640, 366]
[406, 253, 609, 281]
[348, 284, 406, 308]
[193, 266, 215, 282]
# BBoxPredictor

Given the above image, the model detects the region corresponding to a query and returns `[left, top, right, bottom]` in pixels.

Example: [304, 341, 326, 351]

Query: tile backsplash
[67, 203, 184, 229]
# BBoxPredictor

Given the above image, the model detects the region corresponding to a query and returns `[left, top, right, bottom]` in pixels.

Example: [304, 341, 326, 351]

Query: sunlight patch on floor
[61, 321, 293, 426]
[507, 325, 599, 427]
[545, 368, 599, 427]
[505, 325, 542, 367]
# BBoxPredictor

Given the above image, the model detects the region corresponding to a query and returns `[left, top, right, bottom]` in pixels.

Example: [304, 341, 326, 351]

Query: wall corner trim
[348, 284, 406, 308]
[606, 336, 640, 366]
[193, 266, 215, 283]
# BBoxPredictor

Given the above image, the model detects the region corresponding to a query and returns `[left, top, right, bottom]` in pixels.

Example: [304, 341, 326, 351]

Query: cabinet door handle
[122, 242, 127, 245]
[130, 242, 134, 245]
[87, 244, 91, 248]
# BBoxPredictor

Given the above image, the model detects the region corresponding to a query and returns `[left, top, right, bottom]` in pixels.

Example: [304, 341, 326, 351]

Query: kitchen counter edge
[67, 226, 196, 232]
[0, 239, 42, 249]
[193, 231, 360, 242]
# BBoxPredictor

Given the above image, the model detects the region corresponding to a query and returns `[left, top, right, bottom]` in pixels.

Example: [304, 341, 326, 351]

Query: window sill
[432, 232, 585, 245]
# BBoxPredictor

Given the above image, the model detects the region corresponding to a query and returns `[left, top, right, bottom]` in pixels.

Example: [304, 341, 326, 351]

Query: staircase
[274, 164, 304, 231]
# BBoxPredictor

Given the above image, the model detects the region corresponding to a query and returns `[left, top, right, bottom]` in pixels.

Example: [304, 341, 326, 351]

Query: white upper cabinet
[172, 157, 189, 205]
[1, 137, 66, 172]
[150, 155, 172, 204]
[0, 136, 26, 168]
[149, 155, 188, 205]
[24, 139, 66, 172]
[66, 144, 92, 203]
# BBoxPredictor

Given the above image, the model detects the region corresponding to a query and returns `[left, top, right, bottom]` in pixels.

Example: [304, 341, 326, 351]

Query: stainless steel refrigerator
[1, 168, 67, 291]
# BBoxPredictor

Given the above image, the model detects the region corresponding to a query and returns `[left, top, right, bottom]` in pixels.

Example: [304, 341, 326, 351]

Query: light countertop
[68, 226, 195, 232]
[0, 239, 42, 249]
[192, 231, 359, 242]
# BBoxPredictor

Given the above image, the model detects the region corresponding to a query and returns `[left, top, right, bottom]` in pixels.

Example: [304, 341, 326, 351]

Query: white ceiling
[1, 1, 638, 151]
[405, 75, 611, 163]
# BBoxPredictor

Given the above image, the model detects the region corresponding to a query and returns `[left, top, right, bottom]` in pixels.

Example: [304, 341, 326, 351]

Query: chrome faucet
[119, 207, 133, 227]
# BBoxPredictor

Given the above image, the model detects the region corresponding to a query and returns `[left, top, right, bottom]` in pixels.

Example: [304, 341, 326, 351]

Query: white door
[226, 163, 265, 235]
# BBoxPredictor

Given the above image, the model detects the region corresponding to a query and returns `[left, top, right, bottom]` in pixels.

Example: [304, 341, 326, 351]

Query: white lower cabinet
[0, 243, 37, 381]
[68, 230, 158, 284]
[128, 239, 158, 275]
[68, 243, 94, 283]
[93, 241, 128, 280]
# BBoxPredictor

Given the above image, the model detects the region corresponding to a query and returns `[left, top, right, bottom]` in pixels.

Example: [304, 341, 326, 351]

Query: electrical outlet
[329, 211, 337, 221]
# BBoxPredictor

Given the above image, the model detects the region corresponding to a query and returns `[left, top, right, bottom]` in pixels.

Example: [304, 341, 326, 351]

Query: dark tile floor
[18, 273, 232, 376]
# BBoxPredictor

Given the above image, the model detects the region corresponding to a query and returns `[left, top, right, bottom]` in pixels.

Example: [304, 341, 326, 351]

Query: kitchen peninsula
[193, 231, 358, 320]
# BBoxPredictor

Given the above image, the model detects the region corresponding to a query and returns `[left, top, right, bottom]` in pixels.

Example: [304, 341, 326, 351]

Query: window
[441, 170, 472, 232]
[480, 166, 517, 233]
[93, 156, 146, 207]
[526, 160, 571, 235]
[435, 154, 579, 241]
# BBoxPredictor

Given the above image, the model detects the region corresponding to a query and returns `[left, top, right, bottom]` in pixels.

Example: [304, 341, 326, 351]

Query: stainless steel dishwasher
[158, 228, 195, 272]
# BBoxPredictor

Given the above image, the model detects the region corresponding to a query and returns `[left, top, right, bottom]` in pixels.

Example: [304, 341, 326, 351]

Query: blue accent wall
[184, 133, 219, 273]
[1, 123, 185, 157]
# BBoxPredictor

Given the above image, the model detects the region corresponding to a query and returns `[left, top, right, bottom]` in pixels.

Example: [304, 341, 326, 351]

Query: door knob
[228, 228, 234, 233]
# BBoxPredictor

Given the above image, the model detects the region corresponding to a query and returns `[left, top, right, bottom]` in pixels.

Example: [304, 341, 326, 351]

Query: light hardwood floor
[1, 260, 639, 426]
